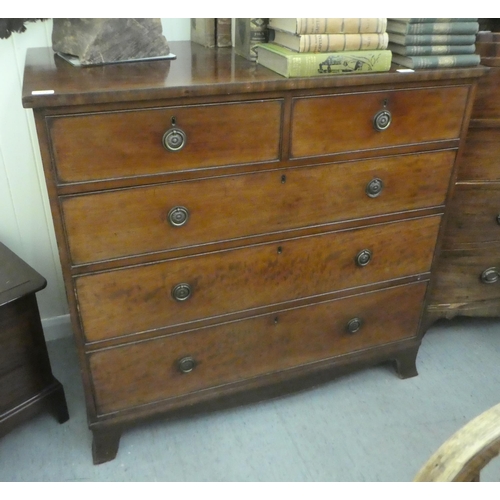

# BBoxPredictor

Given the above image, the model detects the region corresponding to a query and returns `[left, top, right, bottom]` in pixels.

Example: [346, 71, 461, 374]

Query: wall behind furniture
[0, 18, 191, 340]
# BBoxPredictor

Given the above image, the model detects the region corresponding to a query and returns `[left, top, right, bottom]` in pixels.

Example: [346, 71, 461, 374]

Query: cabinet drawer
[76, 216, 440, 342]
[442, 184, 500, 248]
[430, 245, 500, 305]
[457, 128, 500, 181]
[47, 100, 282, 183]
[62, 150, 455, 265]
[291, 86, 468, 158]
[89, 282, 427, 415]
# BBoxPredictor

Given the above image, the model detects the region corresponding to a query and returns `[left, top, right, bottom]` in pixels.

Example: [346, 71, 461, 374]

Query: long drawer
[441, 184, 500, 248]
[47, 99, 282, 183]
[291, 86, 468, 158]
[62, 150, 455, 265]
[76, 215, 441, 342]
[88, 282, 427, 415]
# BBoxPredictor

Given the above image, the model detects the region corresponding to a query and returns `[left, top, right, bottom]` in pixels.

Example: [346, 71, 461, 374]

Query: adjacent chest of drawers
[0, 242, 69, 438]
[427, 52, 499, 322]
[23, 42, 484, 464]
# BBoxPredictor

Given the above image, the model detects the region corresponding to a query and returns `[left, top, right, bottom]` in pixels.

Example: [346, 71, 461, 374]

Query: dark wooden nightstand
[0, 242, 69, 438]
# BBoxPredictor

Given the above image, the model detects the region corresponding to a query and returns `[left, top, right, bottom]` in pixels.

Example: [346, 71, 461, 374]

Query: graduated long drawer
[88, 282, 427, 415]
[75, 215, 441, 342]
[62, 150, 455, 265]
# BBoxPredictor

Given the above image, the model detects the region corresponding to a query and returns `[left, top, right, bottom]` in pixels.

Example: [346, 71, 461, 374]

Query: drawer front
[291, 86, 468, 158]
[442, 184, 500, 249]
[89, 282, 427, 415]
[48, 100, 282, 183]
[76, 216, 440, 342]
[457, 128, 500, 181]
[431, 246, 500, 305]
[63, 150, 455, 265]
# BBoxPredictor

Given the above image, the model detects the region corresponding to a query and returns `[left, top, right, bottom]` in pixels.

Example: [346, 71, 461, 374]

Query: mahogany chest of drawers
[0, 242, 68, 438]
[427, 43, 500, 322]
[22, 41, 485, 464]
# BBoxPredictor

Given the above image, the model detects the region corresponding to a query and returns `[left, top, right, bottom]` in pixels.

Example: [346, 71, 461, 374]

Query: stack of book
[387, 18, 481, 69]
[255, 18, 392, 78]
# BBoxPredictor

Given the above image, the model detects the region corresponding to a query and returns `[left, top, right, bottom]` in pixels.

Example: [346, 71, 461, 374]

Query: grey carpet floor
[1, 316, 500, 482]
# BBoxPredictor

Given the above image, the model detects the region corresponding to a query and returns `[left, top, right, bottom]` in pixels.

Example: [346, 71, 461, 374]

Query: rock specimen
[52, 18, 170, 65]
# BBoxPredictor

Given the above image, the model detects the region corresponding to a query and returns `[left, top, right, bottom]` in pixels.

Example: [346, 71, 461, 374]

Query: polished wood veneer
[23, 41, 485, 464]
[427, 55, 499, 322]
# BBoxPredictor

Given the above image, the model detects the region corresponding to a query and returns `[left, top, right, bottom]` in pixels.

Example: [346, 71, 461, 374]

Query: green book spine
[392, 53, 481, 69]
[388, 42, 476, 56]
[388, 32, 477, 46]
[256, 43, 392, 77]
[387, 21, 479, 35]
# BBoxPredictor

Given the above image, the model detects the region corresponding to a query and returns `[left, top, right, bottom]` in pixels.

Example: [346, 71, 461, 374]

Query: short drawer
[456, 127, 500, 181]
[76, 215, 440, 342]
[88, 282, 427, 415]
[291, 86, 468, 159]
[62, 150, 455, 265]
[47, 99, 282, 183]
[430, 245, 500, 306]
[442, 184, 500, 249]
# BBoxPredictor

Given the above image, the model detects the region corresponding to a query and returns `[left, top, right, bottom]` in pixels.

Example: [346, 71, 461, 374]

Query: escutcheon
[346, 318, 363, 334]
[480, 268, 500, 284]
[177, 356, 197, 374]
[355, 249, 372, 267]
[366, 178, 384, 198]
[373, 110, 392, 131]
[162, 127, 187, 151]
[168, 206, 189, 227]
[172, 283, 192, 301]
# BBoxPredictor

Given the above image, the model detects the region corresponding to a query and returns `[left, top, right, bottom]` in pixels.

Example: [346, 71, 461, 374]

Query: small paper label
[396, 69, 415, 73]
[31, 90, 55, 95]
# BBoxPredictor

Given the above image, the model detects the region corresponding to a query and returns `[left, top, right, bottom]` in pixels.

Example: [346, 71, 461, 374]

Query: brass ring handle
[162, 127, 187, 151]
[172, 283, 192, 301]
[355, 249, 372, 267]
[346, 318, 363, 334]
[177, 356, 196, 374]
[168, 206, 189, 227]
[373, 110, 392, 131]
[366, 178, 384, 198]
[481, 268, 500, 284]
